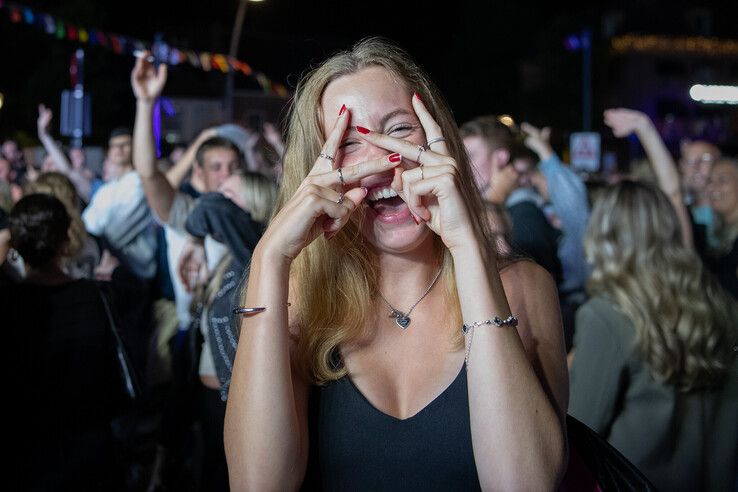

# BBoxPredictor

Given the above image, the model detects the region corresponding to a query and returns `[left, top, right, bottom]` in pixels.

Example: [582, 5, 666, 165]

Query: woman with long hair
[569, 180, 738, 491]
[224, 37, 568, 490]
[24, 171, 100, 279]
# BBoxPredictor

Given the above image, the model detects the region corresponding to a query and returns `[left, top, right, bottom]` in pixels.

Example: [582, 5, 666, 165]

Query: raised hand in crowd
[131, 52, 177, 221]
[520, 122, 554, 162]
[36, 104, 92, 201]
[131, 55, 168, 103]
[604, 108, 693, 248]
[165, 126, 218, 189]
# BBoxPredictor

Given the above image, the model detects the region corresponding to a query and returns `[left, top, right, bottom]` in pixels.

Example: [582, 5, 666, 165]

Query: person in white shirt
[82, 127, 156, 280]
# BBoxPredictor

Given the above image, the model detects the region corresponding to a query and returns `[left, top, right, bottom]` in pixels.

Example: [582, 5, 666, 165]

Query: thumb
[323, 187, 368, 237]
[343, 186, 369, 208]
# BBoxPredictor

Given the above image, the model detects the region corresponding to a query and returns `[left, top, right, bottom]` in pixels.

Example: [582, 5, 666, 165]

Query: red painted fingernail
[414, 91, 422, 102]
[356, 126, 370, 134]
[339, 104, 347, 116]
[388, 153, 402, 163]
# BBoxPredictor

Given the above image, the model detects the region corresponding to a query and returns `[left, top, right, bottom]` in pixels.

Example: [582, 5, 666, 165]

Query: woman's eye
[339, 140, 358, 149]
[389, 125, 414, 136]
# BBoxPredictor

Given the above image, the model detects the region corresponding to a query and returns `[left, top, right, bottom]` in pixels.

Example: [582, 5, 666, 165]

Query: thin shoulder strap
[96, 282, 140, 400]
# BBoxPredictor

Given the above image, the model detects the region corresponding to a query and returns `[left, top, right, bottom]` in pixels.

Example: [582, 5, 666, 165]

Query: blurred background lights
[498, 114, 515, 127]
[689, 84, 738, 105]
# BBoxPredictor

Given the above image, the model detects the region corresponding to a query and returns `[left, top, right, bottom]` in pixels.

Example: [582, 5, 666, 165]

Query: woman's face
[708, 161, 738, 221]
[219, 174, 248, 212]
[320, 66, 432, 254]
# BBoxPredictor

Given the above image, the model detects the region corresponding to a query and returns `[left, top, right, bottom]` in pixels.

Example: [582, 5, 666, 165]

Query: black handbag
[560, 415, 658, 491]
[97, 282, 141, 401]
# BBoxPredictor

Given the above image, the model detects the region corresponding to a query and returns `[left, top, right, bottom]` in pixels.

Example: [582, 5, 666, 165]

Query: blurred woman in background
[3, 193, 126, 490]
[569, 181, 738, 491]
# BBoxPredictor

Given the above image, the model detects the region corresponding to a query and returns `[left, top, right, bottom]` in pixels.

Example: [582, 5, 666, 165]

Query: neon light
[689, 84, 738, 104]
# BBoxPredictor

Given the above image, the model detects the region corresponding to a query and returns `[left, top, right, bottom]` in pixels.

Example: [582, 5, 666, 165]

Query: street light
[689, 84, 738, 105]
[225, 0, 265, 121]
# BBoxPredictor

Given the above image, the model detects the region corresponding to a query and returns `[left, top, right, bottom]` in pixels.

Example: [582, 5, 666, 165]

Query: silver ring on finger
[425, 136, 446, 149]
[419, 165, 424, 180]
[319, 152, 335, 163]
[415, 145, 425, 164]
[337, 167, 345, 187]
[336, 193, 344, 204]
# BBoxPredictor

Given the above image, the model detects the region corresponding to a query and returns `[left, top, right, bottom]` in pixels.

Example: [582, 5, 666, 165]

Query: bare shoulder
[501, 259, 568, 417]
[500, 259, 558, 303]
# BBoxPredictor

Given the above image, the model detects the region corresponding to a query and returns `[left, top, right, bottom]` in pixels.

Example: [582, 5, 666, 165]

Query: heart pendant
[395, 316, 411, 329]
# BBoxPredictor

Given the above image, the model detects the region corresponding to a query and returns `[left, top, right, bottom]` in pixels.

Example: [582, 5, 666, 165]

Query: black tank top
[302, 364, 482, 491]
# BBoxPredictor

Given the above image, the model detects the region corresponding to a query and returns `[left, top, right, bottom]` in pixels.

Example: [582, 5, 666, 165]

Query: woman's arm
[356, 93, 568, 490]
[37, 104, 92, 200]
[224, 249, 309, 491]
[224, 105, 395, 490]
[454, 246, 568, 490]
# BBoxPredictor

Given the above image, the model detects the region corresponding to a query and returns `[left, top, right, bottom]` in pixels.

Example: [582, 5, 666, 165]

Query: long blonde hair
[585, 181, 737, 391]
[277, 37, 497, 384]
[233, 171, 278, 224]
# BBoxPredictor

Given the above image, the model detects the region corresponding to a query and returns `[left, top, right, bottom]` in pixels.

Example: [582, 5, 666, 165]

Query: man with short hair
[82, 127, 157, 280]
[461, 116, 563, 285]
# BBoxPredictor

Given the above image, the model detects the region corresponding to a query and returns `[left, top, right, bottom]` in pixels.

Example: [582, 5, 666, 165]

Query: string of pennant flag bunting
[0, 0, 289, 98]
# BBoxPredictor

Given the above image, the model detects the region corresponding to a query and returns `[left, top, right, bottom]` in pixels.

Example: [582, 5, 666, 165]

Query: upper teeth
[369, 187, 398, 202]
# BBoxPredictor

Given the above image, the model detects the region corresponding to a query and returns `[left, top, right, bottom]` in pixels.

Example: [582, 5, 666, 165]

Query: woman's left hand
[356, 93, 475, 252]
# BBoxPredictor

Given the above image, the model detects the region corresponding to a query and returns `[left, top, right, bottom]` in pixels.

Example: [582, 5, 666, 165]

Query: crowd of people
[1, 36, 736, 491]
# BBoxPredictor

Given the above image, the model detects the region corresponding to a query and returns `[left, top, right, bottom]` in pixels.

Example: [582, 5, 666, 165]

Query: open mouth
[367, 186, 406, 214]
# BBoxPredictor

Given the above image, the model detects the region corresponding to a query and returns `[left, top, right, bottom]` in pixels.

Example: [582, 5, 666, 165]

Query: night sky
[1, 0, 737, 147]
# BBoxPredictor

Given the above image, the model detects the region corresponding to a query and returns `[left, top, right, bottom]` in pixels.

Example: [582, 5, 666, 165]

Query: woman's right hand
[257, 106, 400, 264]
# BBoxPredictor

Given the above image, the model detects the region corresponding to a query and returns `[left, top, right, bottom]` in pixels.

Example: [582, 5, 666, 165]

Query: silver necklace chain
[377, 268, 443, 329]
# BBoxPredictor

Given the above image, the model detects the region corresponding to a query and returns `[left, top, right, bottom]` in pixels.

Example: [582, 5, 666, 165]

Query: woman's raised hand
[603, 108, 651, 138]
[355, 93, 475, 253]
[258, 106, 400, 264]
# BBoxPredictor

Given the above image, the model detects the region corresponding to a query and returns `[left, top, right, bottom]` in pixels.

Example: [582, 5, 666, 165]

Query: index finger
[309, 105, 350, 176]
[411, 92, 450, 156]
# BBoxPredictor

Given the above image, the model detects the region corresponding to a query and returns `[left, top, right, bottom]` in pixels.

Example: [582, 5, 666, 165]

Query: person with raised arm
[131, 52, 244, 491]
[603, 108, 694, 249]
[224, 37, 568, 491]
[36, 104, 92, 202]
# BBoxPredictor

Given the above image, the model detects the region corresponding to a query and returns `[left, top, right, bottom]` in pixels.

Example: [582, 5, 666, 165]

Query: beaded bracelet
[462, 315, 518, 334]
[463, 315, 518, 368]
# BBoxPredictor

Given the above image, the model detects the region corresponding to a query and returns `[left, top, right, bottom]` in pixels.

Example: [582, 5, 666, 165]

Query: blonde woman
[570, 180, 738, 491]
[174, 171, 277, 491]
[24, 172, 100, 279]
[223, 37, 567, 490]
